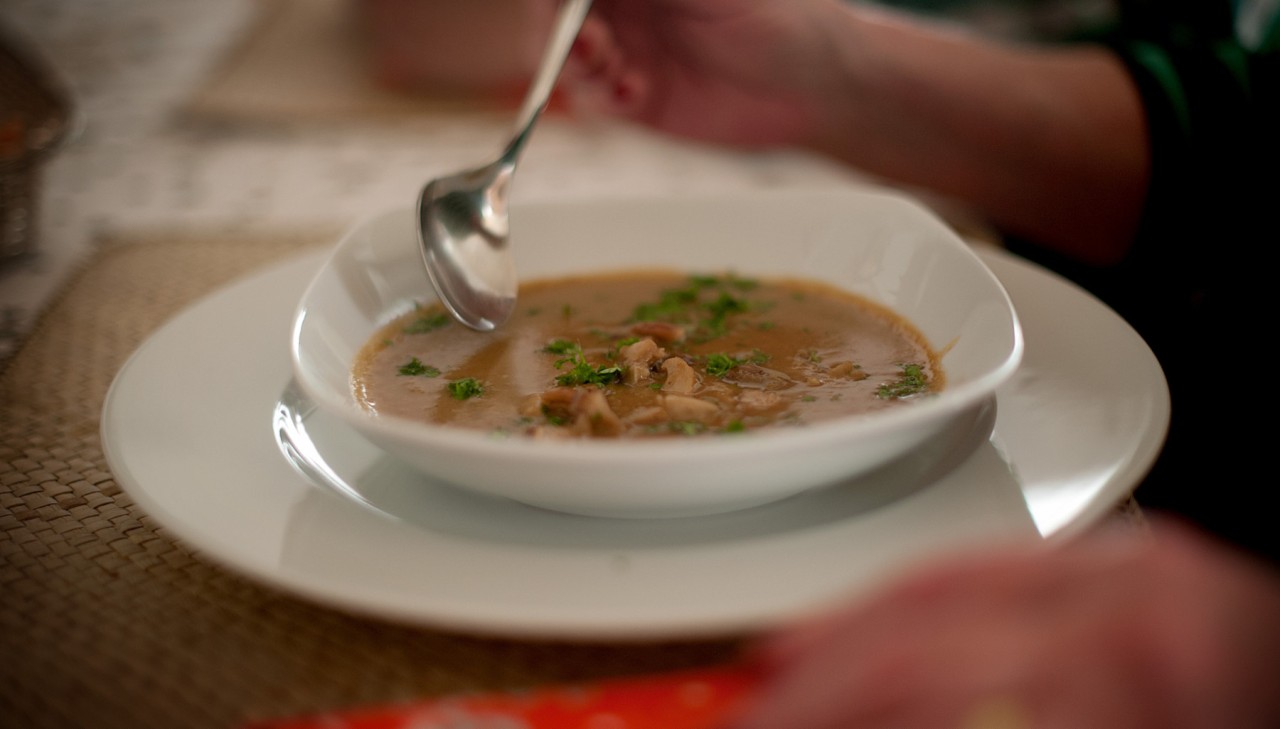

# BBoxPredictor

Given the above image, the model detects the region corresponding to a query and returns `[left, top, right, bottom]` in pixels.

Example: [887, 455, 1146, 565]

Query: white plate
[101, 246, 1169, 640]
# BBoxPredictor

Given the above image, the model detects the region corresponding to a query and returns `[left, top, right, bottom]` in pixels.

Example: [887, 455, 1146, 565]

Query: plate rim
[100, 242, 1169, 640]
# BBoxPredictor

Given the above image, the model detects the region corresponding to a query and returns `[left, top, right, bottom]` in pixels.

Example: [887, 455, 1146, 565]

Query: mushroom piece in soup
[351, 271, 943, 438]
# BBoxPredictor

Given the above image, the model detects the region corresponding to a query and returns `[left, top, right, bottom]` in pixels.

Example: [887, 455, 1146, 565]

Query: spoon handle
[502, 0, 592, 163]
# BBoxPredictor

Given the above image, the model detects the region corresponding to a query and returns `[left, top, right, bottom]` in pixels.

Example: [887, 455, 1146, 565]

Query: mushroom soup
[352, 271, 943, 438]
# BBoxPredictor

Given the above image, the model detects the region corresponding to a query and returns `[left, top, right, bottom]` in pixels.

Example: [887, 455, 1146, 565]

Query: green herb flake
[670, 421, 706, 436]
[543, 339, 580, 355]
[706, 292, 748, 320]
[555, 360, 622, 388]
[632, 287, 698, 323]
[448, 378, 486, 400]
[877, 363, 930, 399]
[722, 420, 746, 434]
[705, 353, 741, 378]
[630, 274, 767, 343]
[546, 339, 624, 387]
[403, 311, 451, 334]
[397, 357, 441, 377]
[606, 336, 643, 361]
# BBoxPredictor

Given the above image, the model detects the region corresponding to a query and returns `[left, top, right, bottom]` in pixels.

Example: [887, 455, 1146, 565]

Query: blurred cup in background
[354, 0, 556, 97]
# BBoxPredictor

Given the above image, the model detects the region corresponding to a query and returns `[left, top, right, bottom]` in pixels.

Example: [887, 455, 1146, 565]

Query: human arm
[565, 0, 1150, 265]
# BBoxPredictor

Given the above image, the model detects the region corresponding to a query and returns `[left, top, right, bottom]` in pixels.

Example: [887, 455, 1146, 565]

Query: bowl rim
[291, 190, 1024, 463]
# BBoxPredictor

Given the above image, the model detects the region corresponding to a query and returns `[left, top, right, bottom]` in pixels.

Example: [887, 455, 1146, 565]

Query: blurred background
[0, 0, 1119, 361]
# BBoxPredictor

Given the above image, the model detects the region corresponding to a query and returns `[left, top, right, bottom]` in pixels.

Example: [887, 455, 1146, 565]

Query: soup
[352, 271, 943, 438]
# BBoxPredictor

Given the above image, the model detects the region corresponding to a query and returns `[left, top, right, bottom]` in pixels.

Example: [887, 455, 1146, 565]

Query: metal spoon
[417, 0, 592, 331]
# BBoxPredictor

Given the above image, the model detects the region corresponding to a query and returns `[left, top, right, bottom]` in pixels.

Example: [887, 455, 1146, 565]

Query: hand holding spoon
[416, 0, 592, 331]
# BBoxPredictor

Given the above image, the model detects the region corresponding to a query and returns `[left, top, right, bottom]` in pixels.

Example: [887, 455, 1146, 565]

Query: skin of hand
[561, 0, 1149, 265]
[723, 521, 1280, 729]
[562, 0, 857, 146]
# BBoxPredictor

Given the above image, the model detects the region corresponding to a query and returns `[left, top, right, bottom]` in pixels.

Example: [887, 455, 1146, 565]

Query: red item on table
[245, 663, 764, 729]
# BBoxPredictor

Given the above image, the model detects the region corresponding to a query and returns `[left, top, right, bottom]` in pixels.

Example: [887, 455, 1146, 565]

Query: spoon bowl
[417, 0, 592, 331]
[417, 159, 517, 330]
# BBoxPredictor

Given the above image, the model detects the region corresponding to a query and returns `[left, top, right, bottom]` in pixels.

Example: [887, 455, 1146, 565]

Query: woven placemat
[0, 228, 744, 729]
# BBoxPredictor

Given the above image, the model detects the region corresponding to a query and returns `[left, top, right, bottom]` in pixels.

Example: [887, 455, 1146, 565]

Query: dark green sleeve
[1108, 35, 1279, 268]
[1103, 29, 1279, 561]
[1007, 7, 1280, 560]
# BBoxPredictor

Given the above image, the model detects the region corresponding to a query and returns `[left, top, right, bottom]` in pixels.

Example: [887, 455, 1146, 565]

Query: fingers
[727, 534, 1163, 729]
[729, 526, 1280, 729]
[561, 15, 649, 117]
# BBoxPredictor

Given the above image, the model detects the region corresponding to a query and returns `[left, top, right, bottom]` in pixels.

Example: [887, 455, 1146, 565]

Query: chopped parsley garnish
[632, 286, 699, 323]
[546, 340, 623, 387]
[605, 336, 642, 361]
[397, 357, 441, 377]
[705, 353, 741, 378]
[877, 363, 930, 399]
[629, 274, 766, 343]
[706, 291, 749, 319]
[669, 421, 707, 436]
[555, 360, 622, 387]
[447, 378, 485, 400]
[403, 311, 451, 334]
[705, 349, 770, 377]
[722, 420, 746, 433]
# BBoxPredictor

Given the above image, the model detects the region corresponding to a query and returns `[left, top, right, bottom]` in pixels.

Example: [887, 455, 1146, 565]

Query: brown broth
[352, 270, 943, 438]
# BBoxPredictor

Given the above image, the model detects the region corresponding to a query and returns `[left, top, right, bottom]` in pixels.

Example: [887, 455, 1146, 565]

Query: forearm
[807, 6, 1150, 264]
